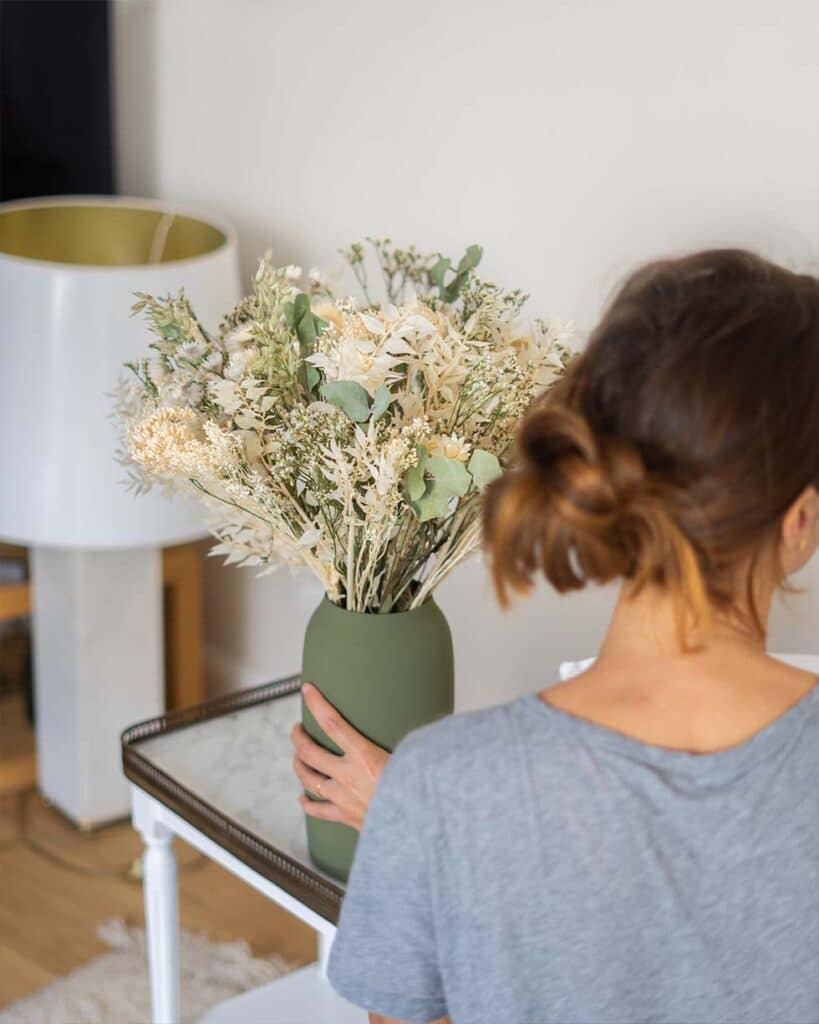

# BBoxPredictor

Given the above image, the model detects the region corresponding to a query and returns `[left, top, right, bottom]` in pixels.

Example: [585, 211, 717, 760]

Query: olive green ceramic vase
[301, 596, 454, 881]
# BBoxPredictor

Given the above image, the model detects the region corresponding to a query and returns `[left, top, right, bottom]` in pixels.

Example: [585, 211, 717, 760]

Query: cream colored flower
[224, 325, 255, 354]
[117, 242, 569, 613]
[148, 357, 169, 384]
[209, 378, 241, 414]
[511, 319, 574, 384]
[426, 433, 471, 462]
[178, 339, 207, 361]
[240, 429, 263, 465]
[225, 348, 255, 380]
[313, 303, 344, 332]
[396, 393, 427, 424]
[128, 408, 211, 479]
[308, 330, 412, 396]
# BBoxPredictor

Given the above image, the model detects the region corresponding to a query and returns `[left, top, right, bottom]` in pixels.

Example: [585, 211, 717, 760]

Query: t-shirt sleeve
[327, 734, 447, 1022]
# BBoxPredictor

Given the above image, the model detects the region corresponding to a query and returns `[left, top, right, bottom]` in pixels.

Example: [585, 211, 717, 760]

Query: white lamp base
[30, 546, 164, 827]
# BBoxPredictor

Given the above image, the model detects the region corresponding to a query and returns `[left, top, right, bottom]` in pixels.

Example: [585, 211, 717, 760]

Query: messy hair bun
[483, 249, 819, 643]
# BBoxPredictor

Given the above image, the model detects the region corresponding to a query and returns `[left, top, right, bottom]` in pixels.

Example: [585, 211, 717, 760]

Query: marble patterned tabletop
[134, 690, 340, 886]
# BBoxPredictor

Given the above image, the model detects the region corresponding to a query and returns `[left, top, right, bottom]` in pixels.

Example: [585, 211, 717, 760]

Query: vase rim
[320, 594, 438, 617]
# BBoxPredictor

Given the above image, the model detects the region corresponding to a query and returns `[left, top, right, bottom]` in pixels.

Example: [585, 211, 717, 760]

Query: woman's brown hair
[483, 249, 819, 646]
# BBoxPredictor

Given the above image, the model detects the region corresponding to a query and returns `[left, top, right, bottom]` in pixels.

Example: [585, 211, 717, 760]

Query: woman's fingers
[299, 794, 344, 822]
[291, 722, 342, 777]
[302, 682, 363, 754]
[293, 684, 391, 833]
[292, 755, 332, 799]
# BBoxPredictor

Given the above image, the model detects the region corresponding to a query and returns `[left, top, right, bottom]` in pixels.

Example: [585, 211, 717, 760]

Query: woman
[291, 249, 819, 1024]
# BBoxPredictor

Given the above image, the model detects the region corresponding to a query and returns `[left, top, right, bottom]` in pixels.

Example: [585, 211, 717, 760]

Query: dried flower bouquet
[115, 240, 570, 613]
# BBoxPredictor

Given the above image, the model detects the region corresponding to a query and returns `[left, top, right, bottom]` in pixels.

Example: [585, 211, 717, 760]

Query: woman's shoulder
[392, 695, 539, 777]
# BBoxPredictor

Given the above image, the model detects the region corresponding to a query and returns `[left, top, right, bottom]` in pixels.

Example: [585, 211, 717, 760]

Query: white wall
[114, 0, 819, 708]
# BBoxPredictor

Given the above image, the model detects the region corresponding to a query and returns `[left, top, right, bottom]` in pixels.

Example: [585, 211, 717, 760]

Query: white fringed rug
[0, 919, 294, 1024]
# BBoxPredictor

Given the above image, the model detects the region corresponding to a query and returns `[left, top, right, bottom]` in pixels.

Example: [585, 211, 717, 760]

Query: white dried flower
[427, 433, 471, 462]
[225, 349, 255, 380]
[209, 378, 241, 414]
[225, 325, 254, 354]
[149, 357, 169, 384]
[203, 350, 224, 372]
[127, 408, 214, 479]
[117, 242, 568, 612]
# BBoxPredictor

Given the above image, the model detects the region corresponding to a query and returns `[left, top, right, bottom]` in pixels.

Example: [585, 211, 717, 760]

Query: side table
[122, 675, 365, 1024]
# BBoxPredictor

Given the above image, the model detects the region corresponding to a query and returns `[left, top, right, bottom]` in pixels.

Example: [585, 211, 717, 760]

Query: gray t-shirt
[328, 684, 819, 1024]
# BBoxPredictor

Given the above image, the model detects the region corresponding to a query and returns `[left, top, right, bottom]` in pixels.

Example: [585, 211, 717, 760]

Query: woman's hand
[292, 682, 389, 832]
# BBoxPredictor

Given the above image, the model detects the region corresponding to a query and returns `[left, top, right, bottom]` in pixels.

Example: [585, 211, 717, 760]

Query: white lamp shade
[0, 196, 241, 548]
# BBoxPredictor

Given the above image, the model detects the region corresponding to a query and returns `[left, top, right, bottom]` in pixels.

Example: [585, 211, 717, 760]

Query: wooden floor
[0, 693, 35, 795]
[0, 787, 317, 1009]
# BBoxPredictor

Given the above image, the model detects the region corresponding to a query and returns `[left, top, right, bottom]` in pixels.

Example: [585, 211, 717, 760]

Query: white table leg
[318, 929, 334, 980]
[142, 817, 181, 1024]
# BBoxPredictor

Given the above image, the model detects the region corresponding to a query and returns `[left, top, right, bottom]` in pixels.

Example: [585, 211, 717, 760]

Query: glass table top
[123, 678, 344, 919]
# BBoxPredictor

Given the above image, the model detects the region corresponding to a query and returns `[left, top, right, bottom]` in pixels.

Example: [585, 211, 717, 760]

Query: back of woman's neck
[602, 582, 768, 661]
[540, 585, 817, 754]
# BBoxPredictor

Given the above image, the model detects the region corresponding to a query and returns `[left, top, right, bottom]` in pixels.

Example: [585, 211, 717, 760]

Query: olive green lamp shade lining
[0, 203, 227, 267]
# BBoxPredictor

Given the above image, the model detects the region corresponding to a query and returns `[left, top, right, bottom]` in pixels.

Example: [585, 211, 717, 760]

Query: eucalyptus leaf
[283, 301, 295, 329]
[438, 245, 483, 303]
[428, 257, 451, 288]
[444, 272, 470, 304]
[405, 448, 470, 522]
[321, 380, 371, 422]
[298, 361, 320, 394]
[411, 482, 454, 523]
[427, 455, 471, 497]
[456, 244, 483, 275]
[292, 294, 317, 355]
[296, 313, 317, 354]
[293, 293, 311, 321]
[372, 384, 392, 421]
[403, 465, 426, 502]
[467, 449, 502, 491]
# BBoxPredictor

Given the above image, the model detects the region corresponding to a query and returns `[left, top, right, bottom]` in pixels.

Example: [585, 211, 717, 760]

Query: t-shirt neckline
[520, 681, 819, 779]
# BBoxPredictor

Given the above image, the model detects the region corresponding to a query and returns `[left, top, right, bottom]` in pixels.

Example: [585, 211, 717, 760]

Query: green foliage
[403, 466, 426, 502]
[120, 240, 569, 613]
[371, 384, 392, 422]
[403, 446, 429, 503]
[298, 361, 321, 394]
[365, 237, 436, 305]
[467, 449, 502, 491]
[321, 380, 372, 422]
[426, 245, 484, 303]
[428, 256, 451, 289]
[338, 239, 484, 309]
[441, 245, 483, 303]
[427, 456, 471, 496]
[406, 454, 472, 523]
[285, 292, 325, 359]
